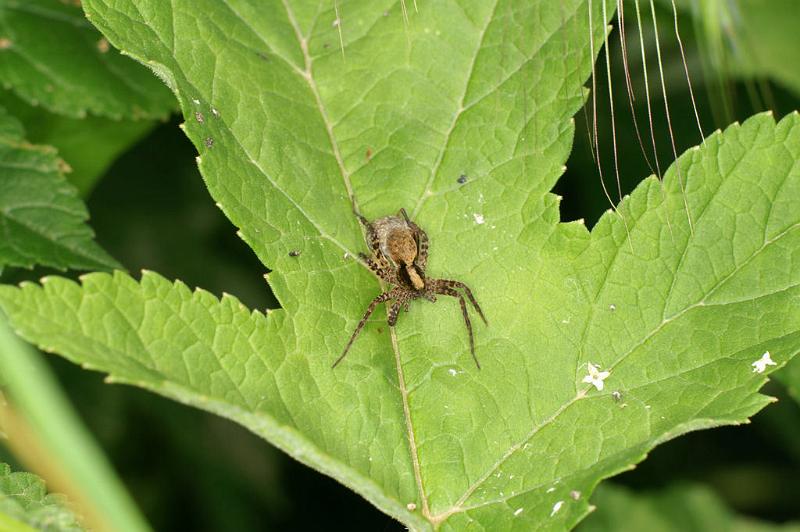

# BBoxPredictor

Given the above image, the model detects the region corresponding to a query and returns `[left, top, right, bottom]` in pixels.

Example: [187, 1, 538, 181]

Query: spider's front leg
[359, 253, 398, 285]
[333, 288, 397, 368]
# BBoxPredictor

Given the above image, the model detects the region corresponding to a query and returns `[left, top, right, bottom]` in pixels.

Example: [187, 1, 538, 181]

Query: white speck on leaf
[609, 304, 616, 311]
[192, 98, 200, 105]
[582, 363, 610, 391]
[550, 501, 564, 517]
[332, 18, 340, 27]
[546, 487, 556, 493]
[407, 502, 416, 511]
[570, 490, 581, 500]
[448, 368, 458, 376]
[751, 351, 776, 373]
[514, 508, 523, 516]
[473, 213, 485, 225]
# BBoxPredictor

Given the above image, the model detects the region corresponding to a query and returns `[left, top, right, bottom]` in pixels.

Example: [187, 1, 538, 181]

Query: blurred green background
[2, 0, 800, 530]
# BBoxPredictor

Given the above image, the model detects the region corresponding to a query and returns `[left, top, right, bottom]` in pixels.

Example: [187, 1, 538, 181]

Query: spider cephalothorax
[332, 208, 487, 369]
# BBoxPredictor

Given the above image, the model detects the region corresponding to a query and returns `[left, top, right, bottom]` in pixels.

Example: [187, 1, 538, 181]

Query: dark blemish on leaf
[323, 43, 330, 49]
[204, 137, 214, 148]
[376, 327, 383, 334]
[457, 174, 468, 184]
[288, 250, 301, 257]
[257, 51, 269, 61]
[195, 112, 205, 124]
[366, 147, 372, 161]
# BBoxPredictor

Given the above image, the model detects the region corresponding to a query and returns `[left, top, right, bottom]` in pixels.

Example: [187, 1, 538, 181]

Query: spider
[332, 208, 487, 369]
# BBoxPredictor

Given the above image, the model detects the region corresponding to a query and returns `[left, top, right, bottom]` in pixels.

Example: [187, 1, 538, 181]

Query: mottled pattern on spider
[332, 208, 487, 369]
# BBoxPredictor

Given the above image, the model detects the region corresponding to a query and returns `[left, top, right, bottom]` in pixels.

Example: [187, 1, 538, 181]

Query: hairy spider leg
[434, 279, 487, 325]
[434, 285, 480, 369]
[359, 252, 397, 285]
[333, 289, 398, 368]
[388, 291, 414, 326]
[388, 300, 402, 326]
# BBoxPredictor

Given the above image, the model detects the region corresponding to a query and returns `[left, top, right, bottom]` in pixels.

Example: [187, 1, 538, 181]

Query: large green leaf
[0, 0, 174, 119]
[0, 106, 119, 271]
[1, 0, 798, 530]
[0, 462, 83, 532]
[578, 483, 800, 532]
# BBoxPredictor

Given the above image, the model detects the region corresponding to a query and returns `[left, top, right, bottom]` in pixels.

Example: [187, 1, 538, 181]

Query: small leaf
[0, 105, 120, 271]
[0, 462, 84, 532]
[0, 0, 174, 119]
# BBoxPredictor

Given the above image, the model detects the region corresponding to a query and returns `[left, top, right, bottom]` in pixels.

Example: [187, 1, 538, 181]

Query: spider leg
[435, 279, 487, 325]
[388, 299, 403, 327]
[359, 253, 398, 285]
[332, 290, 395, 368]
[434, 285, 480, 369]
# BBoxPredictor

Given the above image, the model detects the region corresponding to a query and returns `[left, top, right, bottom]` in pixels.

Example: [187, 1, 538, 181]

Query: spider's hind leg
[431, 282, 481, 369]
[437, 279, 487, 325]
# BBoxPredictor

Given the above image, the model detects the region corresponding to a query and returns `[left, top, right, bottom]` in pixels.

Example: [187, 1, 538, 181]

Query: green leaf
[2, 1, 799, 530]
[0, 462, 83, 532]
[0, 105, 119, 271]
[578, 483, 800, 532]
[0, 0, 174, 119]
[0, 92, 156, 196]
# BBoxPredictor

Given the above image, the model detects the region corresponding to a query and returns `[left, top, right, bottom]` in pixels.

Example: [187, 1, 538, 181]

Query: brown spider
[332, 208, 487, 369]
